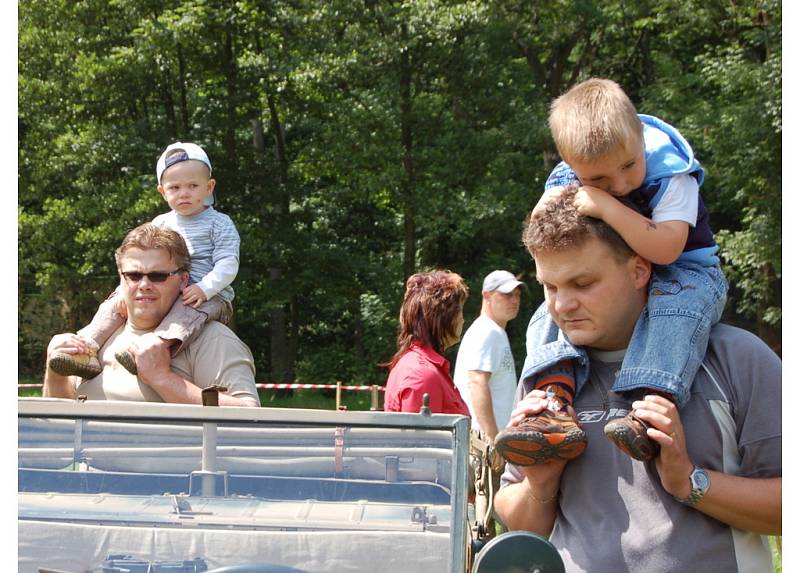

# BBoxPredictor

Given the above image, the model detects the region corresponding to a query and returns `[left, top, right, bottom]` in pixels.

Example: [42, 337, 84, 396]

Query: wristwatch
[674, 466, 710, 506]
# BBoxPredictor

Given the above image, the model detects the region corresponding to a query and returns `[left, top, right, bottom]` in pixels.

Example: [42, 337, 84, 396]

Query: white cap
[156, 142, 212, 183]
[482, 270, 526, 293]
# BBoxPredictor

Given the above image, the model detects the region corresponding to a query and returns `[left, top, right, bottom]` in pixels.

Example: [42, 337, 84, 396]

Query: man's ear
[631, 255, 651, 290]
[180, 272, 190, 290]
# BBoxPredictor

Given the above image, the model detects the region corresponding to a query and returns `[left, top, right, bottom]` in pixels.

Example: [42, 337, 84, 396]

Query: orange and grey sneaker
[47, 338, 102, 379]
[495, 358, 587, 466]
[603, 411, 659, 461]
[494, 400, 587, 466]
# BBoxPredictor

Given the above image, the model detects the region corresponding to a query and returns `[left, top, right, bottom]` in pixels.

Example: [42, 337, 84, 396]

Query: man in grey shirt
[494, 188, 780, 572]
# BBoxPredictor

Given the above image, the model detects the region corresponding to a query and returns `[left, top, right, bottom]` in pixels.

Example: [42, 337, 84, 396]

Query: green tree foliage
[19, 0, 781, 384]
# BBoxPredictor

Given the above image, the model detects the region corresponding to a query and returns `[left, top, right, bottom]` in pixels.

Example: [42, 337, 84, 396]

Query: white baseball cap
[156, 142, 212, 183]
[482, 270, 526, 293]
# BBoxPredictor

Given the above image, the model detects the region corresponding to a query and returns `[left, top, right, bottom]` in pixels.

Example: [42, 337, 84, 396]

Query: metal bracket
[201, 385, 228, 406]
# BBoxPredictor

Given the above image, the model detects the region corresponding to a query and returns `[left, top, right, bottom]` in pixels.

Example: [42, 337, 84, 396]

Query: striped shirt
[152, 207, 240, 301]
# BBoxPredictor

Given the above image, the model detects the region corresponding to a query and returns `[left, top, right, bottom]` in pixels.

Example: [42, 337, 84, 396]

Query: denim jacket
[518, 304, 591, 393]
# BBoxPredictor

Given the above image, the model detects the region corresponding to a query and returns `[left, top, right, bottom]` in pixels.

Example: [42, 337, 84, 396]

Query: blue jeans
[523, 262, 728, 407]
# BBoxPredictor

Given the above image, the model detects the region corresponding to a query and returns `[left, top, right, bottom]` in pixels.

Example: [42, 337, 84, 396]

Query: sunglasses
[121, 269, 183, 283]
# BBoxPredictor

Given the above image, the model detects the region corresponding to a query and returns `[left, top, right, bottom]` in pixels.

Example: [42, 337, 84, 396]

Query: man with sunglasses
[46, 142, 240, 379]
[43, 224, 259, 406]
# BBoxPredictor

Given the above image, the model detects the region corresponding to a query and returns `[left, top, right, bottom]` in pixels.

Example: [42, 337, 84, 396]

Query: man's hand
[494, 386, 568, 534]
[630, 394, 694, 498]
[507, 387, 571, 492]
[46, 333, 90, 361]
[43, 333, 83, 398]
[125, 332, 257, 407]
[573, 185, 617, 220]
[182, 284, 207, 308]
[633, 393, 781, 534]
[507, 387, 554, 427]
[128, 333, 173, 386]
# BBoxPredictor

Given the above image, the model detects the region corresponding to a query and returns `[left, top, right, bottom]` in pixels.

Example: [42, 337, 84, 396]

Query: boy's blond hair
[549, 78, 643, 164]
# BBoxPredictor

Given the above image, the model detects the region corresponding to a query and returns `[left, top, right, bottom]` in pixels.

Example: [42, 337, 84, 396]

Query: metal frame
[18, 397, 471, 573]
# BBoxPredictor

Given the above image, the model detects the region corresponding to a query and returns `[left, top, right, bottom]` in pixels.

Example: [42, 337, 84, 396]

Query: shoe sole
[494, 427, 587, 466]
[115, 351, 138, 375]
[48, 356, 102, 379]
[604, 423, 659, 461]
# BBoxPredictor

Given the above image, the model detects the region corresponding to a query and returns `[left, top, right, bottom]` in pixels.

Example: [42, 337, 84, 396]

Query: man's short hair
[549, 78, 643, 165]
[522, 186, 635, 263]
[115, 223, 192, 271]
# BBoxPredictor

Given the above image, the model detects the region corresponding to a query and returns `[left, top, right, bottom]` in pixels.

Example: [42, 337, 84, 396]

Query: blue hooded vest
[544, 114, 718, 266]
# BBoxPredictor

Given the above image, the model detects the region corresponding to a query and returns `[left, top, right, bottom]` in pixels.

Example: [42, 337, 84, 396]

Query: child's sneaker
[115, 350, 138, 375]
[494, 397, 587, 466]
[494, 360, 587, 466]
[603, 411, 658, 461]
[603, 390, 672, 461]
[47, 338, 102, 379]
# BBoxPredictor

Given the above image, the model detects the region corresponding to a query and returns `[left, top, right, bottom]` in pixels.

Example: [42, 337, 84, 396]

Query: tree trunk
[266, 92, 293, 383]
[222, 29, 238, 179]
[400, 26, 416, 280]
[162, 66, 177, 137]
[176, 44, 189, 138]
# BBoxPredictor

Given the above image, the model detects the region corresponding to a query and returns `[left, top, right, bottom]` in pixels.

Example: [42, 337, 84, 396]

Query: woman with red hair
[384, 270, 470, 415]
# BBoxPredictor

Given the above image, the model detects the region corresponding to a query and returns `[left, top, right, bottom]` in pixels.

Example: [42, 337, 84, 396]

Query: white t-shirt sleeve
[198, 256, 239, 299]
[650, 174, 699, 227]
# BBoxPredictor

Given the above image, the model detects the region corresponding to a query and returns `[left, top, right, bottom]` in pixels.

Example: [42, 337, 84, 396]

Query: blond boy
[495, 79, 727, 466]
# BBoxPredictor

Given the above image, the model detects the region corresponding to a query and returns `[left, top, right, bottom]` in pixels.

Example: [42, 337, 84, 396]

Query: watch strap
[673, 466, 709, 506]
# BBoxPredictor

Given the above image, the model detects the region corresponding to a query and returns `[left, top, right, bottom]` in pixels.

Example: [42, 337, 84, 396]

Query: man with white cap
[454, 270, 526, 443]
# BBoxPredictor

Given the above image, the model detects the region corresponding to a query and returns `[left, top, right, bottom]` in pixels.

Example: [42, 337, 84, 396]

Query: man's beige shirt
[75, 321, 259, 404]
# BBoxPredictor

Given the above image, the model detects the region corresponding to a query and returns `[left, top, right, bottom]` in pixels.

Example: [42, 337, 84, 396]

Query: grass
[258, 387, 378, 411]
[771, 536, 782, 573]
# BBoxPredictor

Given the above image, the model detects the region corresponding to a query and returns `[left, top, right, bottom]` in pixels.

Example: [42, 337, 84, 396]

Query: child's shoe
[603, 390, 672, 461]
[115, 350, 138, 375]
[47, 338, 102, 379]
[494, 360, 587, 466]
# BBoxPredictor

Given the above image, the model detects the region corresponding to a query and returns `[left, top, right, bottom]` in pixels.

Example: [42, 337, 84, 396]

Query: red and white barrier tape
[19, 382, 385, 391]
[254, 383, 384, 391]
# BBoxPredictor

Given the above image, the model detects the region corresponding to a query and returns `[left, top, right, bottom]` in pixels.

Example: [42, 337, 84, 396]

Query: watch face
[692, 469, 710, 490]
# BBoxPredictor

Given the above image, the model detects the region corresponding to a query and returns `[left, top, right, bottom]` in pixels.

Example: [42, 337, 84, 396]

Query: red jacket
[384, 342, 470, 416]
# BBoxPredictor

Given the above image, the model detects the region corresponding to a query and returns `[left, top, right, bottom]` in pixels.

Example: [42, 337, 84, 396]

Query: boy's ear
[206, 178, 216, 195]
[157, 184, 167, 199]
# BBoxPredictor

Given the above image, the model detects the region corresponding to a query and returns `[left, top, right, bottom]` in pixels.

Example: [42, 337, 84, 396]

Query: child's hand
[114, 295, 128, 319]
[182, 284, 208, 308]
[574, 185, 614, 220]
[532, 186, 569, 216]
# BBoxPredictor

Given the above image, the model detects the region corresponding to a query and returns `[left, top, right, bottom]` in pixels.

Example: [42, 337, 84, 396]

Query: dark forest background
[19, 0, 781, 387]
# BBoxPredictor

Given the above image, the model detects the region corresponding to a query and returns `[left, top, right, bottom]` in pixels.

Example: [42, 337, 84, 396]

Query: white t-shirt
[453, 314, 517, 432]
[651, 173, 699, 225]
